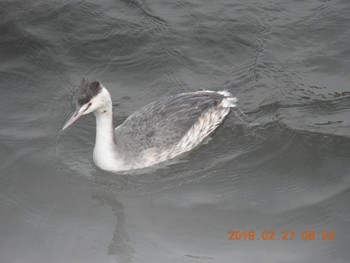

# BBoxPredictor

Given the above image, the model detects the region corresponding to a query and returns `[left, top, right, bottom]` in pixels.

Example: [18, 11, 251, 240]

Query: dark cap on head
[77, 79, 102, 106]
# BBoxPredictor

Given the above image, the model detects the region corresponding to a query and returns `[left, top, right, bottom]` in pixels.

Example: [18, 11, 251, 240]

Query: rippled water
[1, 0, 350, 262]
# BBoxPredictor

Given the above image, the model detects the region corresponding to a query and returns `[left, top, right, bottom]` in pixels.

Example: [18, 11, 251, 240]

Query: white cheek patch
[78, 88, 109, 115]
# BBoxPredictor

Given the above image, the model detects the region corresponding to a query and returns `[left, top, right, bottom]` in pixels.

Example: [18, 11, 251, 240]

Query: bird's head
[62, 79, 110, 130]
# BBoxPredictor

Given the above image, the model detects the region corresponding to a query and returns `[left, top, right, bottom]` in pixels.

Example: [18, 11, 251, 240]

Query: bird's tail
[218, 90, 238, 108]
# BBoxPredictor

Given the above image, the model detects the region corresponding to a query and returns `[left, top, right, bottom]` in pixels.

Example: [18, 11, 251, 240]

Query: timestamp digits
[228, 230, 334, 241]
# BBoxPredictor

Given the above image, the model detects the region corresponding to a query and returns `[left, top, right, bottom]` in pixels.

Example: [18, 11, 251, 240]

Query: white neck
[92, 99, 123, 171]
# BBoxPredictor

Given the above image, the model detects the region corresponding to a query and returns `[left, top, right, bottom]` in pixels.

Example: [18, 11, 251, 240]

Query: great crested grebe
[63, 79, 237, 172]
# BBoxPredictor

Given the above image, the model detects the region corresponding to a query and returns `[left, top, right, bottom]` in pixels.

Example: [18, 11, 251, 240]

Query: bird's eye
[88, 102, 92, 107]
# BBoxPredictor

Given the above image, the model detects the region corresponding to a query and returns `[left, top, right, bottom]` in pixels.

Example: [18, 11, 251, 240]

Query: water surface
[1, 0, 350, 262]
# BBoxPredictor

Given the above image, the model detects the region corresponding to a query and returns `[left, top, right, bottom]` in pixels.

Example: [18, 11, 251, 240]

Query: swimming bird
[63, 79, 237, 172]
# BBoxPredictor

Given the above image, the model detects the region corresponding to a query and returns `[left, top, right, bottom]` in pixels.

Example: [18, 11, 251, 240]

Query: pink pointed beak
[62, 110, 84, 130]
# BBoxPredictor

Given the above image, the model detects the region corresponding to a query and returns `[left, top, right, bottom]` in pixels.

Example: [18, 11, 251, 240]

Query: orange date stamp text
[228, 230, 335, 241]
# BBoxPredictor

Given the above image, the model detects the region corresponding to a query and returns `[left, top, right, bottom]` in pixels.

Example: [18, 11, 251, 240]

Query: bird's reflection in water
[91, 174, 134, 263]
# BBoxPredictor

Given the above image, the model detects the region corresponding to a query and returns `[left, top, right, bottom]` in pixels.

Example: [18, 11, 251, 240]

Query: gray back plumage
[114, 91, 227, 162]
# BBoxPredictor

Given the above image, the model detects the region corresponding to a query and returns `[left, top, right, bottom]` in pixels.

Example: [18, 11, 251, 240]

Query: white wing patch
[147, 96, 233, 164]
[139, 90, 237, 167]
